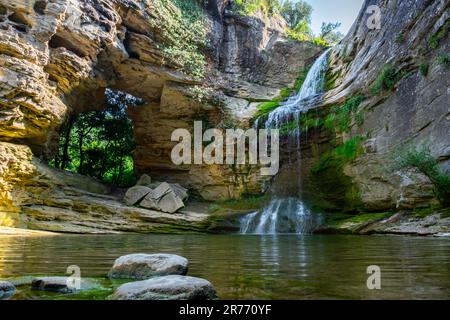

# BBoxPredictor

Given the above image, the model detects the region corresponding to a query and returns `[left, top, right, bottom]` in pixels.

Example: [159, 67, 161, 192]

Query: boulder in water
[123, 186, 152, 206]
[0, 281, 15, 300]
[31, 277, 97, 293]
[112, 275, 217, 300]
[109, 253, 188, 279]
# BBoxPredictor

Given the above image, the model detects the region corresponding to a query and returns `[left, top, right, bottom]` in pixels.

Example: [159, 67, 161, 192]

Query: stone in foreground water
[109, 253, 188, 279]
[0, 281, 16, 300]
[31, 277, 97, 293]
[112, 275, 217, 300]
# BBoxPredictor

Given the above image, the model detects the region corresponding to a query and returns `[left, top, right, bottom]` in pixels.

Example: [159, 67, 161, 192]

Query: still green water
[0, 234, 449, 300]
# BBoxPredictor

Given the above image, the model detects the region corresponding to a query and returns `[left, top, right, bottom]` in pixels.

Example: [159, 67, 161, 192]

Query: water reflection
[0, 234, 449, 299]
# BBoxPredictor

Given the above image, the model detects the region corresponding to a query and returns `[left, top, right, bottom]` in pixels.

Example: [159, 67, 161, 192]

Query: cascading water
[241, 49, 330, 235]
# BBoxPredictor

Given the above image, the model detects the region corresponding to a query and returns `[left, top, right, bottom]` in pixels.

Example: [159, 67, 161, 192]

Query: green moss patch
[253, 65, 312, 121]
[310, 136, 365, 211]
[429, 19, 450, 50]
[370, 64, 403, 95]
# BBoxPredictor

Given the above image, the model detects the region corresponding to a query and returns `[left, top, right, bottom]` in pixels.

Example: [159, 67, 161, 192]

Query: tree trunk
[78, 132, 84, 174]
[61, 115, 76, 170]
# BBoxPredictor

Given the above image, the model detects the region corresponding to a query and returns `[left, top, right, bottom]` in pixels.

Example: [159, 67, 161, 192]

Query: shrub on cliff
[392, 145, 450, 206]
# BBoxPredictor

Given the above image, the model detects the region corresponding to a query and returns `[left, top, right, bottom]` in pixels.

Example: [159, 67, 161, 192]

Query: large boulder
[0, 281, 16, 300]
[112, 275, 217, 300]
[140, 182, 185, 213]
[109, 253, 188, 280]
[123, 186, 152, 206]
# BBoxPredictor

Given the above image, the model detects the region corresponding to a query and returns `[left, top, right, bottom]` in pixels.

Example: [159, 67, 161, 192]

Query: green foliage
[392, 145, 450, 206]
[412, 207, 436, 218]
[312, 136, 365, 174]
[429, 19, 450, 50]
[293, 65, 311, 91]
[310, 136, 365, 211]
[369, 64, 402, 95]
[395, 34, 405, 44]
[281, 0, 312, 29]
[255, 101, 281, 118]
[326, 95, 365, 133]
[346, 212, 392, 224]
[152, 0, 207, 79]
[318, 22, 344, 45]
[278, 94, 365, 137]
[253, 65, 311, 120]
[278, 114, 323, 136]
[419, 63, 429, 76]
[436, 55, 450, 67]
[232, 0, 282, 16]
[50, 89, 143, 188]
[208, 195, 270, 213]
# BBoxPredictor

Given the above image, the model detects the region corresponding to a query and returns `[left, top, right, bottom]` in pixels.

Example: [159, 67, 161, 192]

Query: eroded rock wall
[308, 0, 450, 212]
[0, 0, 322, 230]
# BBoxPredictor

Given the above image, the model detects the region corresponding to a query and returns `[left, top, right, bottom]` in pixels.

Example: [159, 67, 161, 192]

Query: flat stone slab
[112, 275, 217, 300]
[31, 277, 97, 293]
[123, 186, 152, 206]
[0, 281, 16, 300]
[140, 182, 184, 213]
[109, 253, 188, 280]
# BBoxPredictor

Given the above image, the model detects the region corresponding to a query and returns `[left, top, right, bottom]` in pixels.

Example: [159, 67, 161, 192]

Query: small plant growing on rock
[419, 63, 429, 76]
[429, 20, 450, 50]
[370, 64, 401, 95]
[436, 55, 450, 68]
[392, 145, 450, 206]
[395, 34, 405, 45]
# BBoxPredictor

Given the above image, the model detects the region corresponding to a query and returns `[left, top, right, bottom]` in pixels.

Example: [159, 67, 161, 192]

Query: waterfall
[240, 49, 330, 235]
[240, 198, 322, 234]
[264, 49, 330, 134]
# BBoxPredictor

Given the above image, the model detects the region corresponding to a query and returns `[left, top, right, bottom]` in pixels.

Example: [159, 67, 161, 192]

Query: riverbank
[315, 209, 450, 237]
[0, 226, 58, 237]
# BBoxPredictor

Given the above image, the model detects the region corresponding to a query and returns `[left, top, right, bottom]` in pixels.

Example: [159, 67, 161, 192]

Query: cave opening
[49, 89, 144, 188]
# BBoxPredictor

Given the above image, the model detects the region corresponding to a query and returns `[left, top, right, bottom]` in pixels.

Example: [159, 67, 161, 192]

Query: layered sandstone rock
[0, 0, 322, 232]
[297, 0, 450, 212]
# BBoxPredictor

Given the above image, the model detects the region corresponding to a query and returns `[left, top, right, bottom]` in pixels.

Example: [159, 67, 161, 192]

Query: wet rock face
[112, 275, 217, 300]
[109, 253, 189, 280]
[306, 0, 450, 211]
[0, 280, 15, 300]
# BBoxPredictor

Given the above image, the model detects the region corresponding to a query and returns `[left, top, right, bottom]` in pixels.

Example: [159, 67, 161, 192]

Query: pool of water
[0, 234, 449, 299]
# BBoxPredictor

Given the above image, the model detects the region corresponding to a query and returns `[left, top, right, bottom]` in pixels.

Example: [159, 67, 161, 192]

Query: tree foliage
[51, 89, 143, 188]
[232, 0, 344, 46]
[281, 0, 312, 29]
[319, 22, 344, 45]
[392, 144, 450, 206]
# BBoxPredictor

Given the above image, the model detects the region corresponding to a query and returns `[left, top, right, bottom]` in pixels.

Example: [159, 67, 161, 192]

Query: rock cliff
[0, 0, 321, 232]
[299, 0, 449, 216]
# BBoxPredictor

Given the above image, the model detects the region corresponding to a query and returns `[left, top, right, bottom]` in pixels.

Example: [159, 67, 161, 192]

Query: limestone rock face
[301, 0, 450, 211]
[109, 253, 189, 280]
[112, 275, 217, 300]
[0, 0, 322, 216]
[0, 280, 15, 300]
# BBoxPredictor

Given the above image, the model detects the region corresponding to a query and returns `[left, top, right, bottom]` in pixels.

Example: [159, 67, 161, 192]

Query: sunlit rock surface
[109, 253, 188, 279]
[112, 275, 216, 300]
